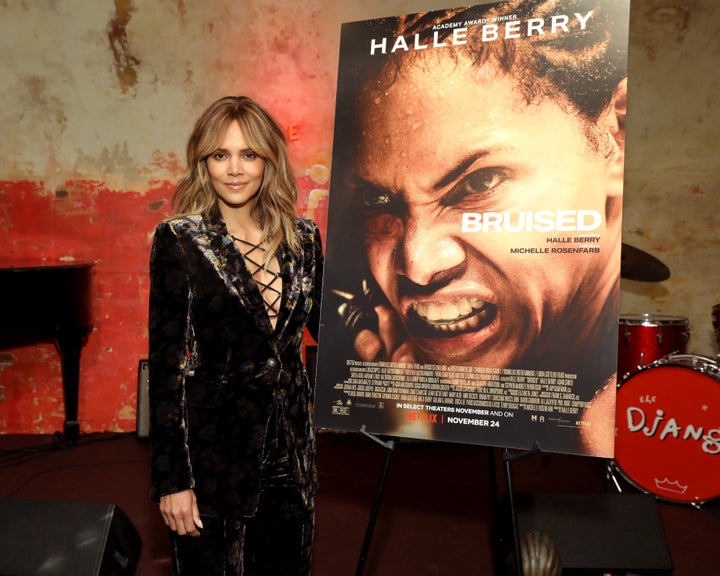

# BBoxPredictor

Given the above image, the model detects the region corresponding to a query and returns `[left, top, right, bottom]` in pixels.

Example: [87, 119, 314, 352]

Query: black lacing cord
[231, 235, 282, 319]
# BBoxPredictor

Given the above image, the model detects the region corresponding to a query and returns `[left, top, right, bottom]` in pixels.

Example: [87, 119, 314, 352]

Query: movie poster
[314, 0, 631, 457]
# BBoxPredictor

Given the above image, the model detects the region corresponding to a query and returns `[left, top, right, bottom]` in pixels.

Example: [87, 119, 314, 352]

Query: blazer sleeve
[148, 221, 195, 500]
[306, 220, 324, 343]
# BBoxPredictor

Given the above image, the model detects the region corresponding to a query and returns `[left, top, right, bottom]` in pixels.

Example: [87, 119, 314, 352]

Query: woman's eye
[212, 152, 227, 160]
[444, 168, 507, 205]
[362, 191, 392, 211]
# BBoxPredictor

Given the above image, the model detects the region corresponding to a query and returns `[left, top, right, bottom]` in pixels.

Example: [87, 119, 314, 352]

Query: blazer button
[266, 358, 278, 369]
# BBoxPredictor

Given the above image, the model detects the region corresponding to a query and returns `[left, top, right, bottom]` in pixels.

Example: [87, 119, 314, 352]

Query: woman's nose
[228, 157, 243, 176]
[396, 220, 465, 287]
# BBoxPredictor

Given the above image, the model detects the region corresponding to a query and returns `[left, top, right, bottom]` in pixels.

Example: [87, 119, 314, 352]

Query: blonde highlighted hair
[172, 96, 299, 260]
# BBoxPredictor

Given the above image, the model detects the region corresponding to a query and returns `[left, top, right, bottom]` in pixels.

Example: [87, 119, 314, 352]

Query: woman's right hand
[159, 489, 204, 537]
[353, 302, 418, 363]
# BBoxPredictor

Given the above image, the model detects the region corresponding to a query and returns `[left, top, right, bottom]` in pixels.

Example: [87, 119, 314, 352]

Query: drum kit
[612, 244, 720, 508]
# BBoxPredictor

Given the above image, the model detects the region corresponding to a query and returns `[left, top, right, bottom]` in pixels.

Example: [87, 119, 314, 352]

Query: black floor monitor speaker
[0, 498, 142, 576]
[507, 492, 673, 575]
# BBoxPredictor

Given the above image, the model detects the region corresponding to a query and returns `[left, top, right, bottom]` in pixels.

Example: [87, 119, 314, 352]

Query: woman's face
[351, 52, 624, 368]
[206, 120, 266, 214]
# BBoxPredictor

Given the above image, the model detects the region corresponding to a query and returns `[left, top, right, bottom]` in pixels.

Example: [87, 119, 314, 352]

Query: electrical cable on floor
[0, 434, 65, 470]
[3, 458, 149, 498]
[0, 431, 147, 497]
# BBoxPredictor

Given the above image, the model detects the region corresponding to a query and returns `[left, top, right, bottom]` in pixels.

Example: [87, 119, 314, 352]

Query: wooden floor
[0, 431, 718, 575]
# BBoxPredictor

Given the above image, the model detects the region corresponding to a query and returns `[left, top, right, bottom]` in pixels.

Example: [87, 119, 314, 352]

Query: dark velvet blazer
[148, 208, 323, 518]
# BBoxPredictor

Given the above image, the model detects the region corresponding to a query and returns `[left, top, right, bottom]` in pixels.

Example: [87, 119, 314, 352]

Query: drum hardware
[620, 243, 670, 282]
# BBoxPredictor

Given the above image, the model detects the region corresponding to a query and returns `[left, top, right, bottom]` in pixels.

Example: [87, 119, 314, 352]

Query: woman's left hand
[159, 489, 204, 537]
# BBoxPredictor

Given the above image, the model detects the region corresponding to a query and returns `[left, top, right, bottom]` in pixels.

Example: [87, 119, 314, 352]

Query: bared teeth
[436, 314, 481, 332]
[413, 297, 485, 325]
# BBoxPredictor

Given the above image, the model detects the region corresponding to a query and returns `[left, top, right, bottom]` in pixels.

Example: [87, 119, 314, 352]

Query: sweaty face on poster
[315, 0, 631, 457]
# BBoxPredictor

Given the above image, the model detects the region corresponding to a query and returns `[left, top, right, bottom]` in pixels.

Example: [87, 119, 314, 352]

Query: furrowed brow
[348, 174, 390, 198]
[432, 151, 489, 191]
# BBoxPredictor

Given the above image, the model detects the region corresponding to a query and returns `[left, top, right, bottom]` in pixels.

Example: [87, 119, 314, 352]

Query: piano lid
[0, 260, 94, 334]
[0, 258, 95, 271]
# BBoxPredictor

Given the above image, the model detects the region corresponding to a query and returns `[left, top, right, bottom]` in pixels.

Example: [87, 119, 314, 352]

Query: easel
[354, 424, 536, 576]
[355, 425, 396, 576]
[501, 443, 543, 576]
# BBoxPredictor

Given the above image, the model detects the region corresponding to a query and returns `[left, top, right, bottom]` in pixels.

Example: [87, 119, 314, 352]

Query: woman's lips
[407, 297, 497, 335]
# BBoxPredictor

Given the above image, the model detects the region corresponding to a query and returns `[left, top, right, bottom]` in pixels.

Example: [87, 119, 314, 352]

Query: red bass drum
[614, 354, 720, 505]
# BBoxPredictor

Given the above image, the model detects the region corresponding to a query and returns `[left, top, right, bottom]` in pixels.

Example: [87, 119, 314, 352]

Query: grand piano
[0, 260, 94, 442]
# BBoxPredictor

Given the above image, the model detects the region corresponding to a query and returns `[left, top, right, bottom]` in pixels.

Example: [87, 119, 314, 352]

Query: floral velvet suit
[148, 209, 323, 519]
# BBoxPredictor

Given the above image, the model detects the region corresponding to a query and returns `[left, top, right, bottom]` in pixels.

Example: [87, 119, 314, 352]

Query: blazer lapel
[273, 241, 302, 345]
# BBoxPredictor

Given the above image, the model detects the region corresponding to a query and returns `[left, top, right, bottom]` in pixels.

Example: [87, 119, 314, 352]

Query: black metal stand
[352, 428, 544, 576]
[502, 442, 542, 576]
[355, 425, 396, 576]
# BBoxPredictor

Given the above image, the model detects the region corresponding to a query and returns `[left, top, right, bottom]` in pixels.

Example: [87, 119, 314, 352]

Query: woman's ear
[599, 77, 628, 207]
[595, 77, 628, 154]
[610, 77, 627, 153]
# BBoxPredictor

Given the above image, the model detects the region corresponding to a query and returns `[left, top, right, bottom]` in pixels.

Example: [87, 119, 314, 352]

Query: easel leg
[503, 443, 542, 576]
[504, 449, 523, 576]
[356, 426, 396, 576]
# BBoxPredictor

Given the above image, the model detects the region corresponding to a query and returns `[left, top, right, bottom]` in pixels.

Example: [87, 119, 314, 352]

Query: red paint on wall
[0, 179, 173, 433]
[0, 176, 328, 434]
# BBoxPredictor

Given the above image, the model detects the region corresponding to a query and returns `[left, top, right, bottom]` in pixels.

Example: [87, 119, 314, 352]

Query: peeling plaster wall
[621, 1, 720, 353]
[0, 0, 718, 433]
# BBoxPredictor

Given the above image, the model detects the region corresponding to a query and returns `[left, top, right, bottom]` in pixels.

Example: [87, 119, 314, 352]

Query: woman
[148, 96, 323, 575]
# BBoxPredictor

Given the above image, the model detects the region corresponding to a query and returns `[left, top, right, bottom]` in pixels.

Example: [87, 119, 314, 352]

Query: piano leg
[55, 333, 83, 443]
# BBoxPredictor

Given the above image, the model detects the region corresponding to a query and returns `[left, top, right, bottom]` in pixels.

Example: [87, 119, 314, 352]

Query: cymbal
[621, 243, 670, 282]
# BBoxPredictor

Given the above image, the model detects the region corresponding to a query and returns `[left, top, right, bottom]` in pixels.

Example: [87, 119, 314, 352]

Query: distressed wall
[0, 0, 718, 434]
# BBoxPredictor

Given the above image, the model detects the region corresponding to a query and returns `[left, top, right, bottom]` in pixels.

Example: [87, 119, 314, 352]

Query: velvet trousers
[169, 407, 314, 575]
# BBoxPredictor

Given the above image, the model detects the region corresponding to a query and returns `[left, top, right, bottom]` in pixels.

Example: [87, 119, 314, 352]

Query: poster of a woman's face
[316, 0, 631, 457]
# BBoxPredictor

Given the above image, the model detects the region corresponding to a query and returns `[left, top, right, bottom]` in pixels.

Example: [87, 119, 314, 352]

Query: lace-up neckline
[231, 234, 282, 327]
